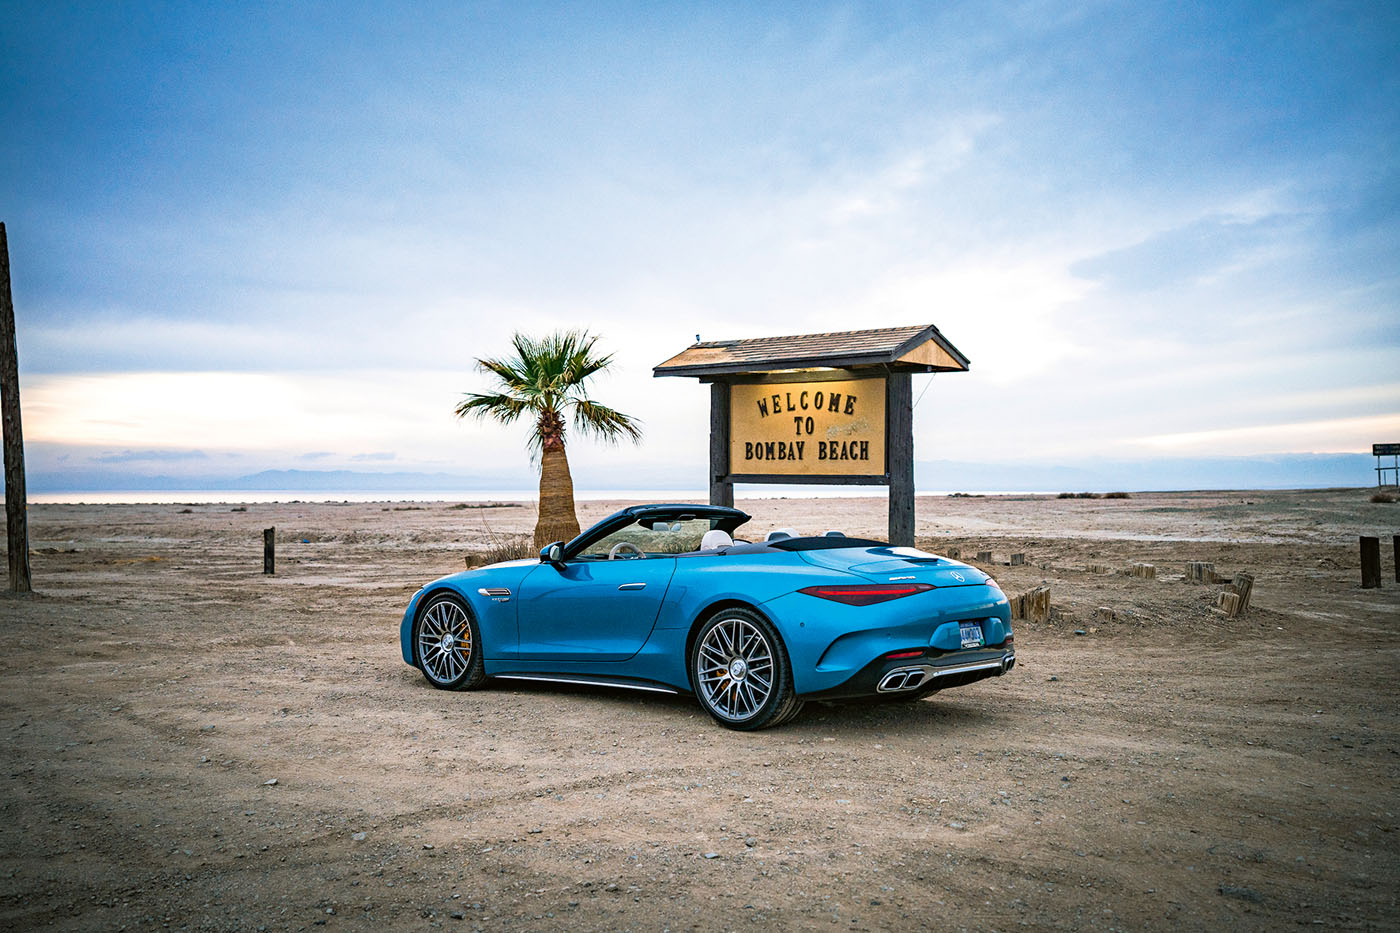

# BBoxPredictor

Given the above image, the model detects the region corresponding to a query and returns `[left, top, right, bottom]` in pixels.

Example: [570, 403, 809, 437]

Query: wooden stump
[1231, 572, 1254, 613]
[1213, 572, 1255, 617]
[1360, 536, 1380, 589]
[1010, 553, 1025, 566]
[946, 546, 961, 559]
[263, 527, 275, 575]
[1185, 561, 1215, 584]
[1086, 563, 1110, 574]
[975, 550, 993, 564]
[1130, 562, 1156, 579]
[1010, 584, 1051, 623]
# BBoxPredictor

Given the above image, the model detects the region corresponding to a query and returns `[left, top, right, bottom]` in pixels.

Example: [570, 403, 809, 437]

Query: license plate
[959, 621, 984, 649]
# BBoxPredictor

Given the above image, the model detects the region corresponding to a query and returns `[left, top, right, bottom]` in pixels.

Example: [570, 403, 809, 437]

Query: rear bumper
[800, 647, 1016, 700]
[761, 583, 1012, 694]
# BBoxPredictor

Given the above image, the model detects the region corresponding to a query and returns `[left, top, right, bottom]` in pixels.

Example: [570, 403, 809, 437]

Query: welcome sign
[729, 377, 886, 476]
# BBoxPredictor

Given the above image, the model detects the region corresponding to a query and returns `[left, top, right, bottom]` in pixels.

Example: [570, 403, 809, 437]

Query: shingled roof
[653, 324, 970, 378]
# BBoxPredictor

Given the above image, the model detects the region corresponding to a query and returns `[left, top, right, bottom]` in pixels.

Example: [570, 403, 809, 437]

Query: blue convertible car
[400, 504, 1015, 730]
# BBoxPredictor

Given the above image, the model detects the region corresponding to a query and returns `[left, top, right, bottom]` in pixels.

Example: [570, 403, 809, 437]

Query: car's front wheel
[691, 608, 803, 730]
[413, 592, 486, 690]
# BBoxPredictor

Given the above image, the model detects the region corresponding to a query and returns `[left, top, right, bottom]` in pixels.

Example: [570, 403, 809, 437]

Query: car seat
[700, 529, 733, 550]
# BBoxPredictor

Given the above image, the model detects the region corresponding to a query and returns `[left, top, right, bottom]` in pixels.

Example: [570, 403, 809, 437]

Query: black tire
[690, 607, 803, 730]
[413, 592, 487, 690]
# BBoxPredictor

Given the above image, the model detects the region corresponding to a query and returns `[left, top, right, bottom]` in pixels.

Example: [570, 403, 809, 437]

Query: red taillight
[797, 583, 934, 606]
[884, 649, 925, 659]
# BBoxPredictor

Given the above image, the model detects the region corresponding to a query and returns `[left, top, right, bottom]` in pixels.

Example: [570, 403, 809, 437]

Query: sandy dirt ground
[1, 489, 1397, 931]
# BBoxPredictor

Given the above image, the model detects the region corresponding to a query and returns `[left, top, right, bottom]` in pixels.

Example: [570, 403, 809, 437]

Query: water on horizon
[27, 488, 1054, 505]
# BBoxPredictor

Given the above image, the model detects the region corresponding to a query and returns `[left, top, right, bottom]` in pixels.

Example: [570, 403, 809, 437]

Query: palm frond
[475, 355, 536, 396]
[456, 329, 642, 455]
[454, 392, 533, 423]
[562, 334, 614, 386]
[570, 398, 643, 444]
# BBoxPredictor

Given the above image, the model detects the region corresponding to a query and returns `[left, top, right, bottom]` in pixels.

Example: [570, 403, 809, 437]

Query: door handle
[617, 583, 647, 591]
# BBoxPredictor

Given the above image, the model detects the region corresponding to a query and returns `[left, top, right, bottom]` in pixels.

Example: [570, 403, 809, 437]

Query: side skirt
[489, 672, 684, 695]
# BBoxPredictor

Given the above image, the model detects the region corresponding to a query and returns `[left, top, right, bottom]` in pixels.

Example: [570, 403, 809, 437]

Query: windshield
[575, 516, 724, 559]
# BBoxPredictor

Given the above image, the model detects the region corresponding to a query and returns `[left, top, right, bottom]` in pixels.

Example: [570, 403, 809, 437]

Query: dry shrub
[471, 535, 535, 567]
[447, 502, 524, 510]
[1057, 492, 1101, 499]
[1103, 491, 1131, 499]
[1371, 492, 1398, 504]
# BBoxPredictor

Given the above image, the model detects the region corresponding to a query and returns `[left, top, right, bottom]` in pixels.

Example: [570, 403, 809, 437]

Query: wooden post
[1230, 572, 1254, 614]
[263, 527, 275, 575]
[1394, 535, 1399, 584]
[1360, 536, 1380, 589]
[1010, 552, 1025, 566]
[1010, 584, 1051, 623]
[708, 381, 732, 508]
[886, 372, 914, 547]
[0, 223, 31, 594]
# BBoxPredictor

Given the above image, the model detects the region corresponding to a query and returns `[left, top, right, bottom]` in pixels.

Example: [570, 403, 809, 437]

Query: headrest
[765, 528, 799, 542]
[700, 529, 733, 550]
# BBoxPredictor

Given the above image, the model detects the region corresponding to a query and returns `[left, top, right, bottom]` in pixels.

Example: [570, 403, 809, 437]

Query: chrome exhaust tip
[1000, 654, 1016, 674]
[877, 667, 928, 693]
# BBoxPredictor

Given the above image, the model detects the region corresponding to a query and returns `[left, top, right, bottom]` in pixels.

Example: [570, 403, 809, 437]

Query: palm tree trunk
[535, 444, 581, 549]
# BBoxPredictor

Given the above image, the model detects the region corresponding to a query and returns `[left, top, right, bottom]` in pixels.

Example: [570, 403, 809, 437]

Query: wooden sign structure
[0, 223, 31, 593]
[654, 324, 969, 546]
[1374, 443, 1399, 488]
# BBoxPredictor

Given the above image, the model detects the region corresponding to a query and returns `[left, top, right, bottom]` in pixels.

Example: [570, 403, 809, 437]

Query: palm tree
[455, 331, 643, 549]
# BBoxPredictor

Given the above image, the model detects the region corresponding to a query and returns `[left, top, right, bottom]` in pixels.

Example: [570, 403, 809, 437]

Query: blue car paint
[515, 557, 676, 660]
[756, 583, 1009, 693]
[400, 505, 1013, 699]
[399, 557, 539, 665]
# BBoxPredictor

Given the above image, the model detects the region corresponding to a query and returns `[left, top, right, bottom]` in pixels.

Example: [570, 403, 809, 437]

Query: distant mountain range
[19, 453, 1381, 494]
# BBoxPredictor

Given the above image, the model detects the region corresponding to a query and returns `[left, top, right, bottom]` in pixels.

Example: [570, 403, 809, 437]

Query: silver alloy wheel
[417, 598, 473, 685]
[696, 616, 775, 722]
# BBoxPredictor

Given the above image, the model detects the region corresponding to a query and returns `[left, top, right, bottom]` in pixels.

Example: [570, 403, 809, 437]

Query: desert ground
[1, 488, 1397, 931]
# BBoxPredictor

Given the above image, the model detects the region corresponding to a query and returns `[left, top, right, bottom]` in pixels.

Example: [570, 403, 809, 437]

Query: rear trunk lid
[797, 545, 991, 586]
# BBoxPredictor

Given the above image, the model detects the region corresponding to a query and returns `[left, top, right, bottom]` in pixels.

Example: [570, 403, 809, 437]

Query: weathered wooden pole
[0, 223, 32, 594]
[263, 527, 275, 575]
[1229, 572, 1255, 616]
[1359, 536, 1380, 589]
[709, 381, 732, 508]
[886, 372, 914, 547]
[1394, 535, 1399, 584]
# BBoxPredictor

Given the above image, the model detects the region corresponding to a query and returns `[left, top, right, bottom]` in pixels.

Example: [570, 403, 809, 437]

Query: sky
[2, 0, 1398, 491]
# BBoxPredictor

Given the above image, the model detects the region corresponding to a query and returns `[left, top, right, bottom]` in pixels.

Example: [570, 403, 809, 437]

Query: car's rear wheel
[691, 608, 803, 730]
[414, 592, 486, 690]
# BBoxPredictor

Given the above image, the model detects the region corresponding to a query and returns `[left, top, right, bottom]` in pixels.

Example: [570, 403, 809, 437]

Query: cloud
[90, 448, 209, 464]
[5, 1, 1396, 484]
[1070, 212, 1299, 293]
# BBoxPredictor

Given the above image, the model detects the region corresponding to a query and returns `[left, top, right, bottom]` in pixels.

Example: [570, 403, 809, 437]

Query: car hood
[422, 557, 540, 591]
[797, 545, 992, 586]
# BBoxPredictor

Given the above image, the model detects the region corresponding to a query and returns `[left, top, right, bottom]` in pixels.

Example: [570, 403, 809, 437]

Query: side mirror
[541, 541, 564, 564]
